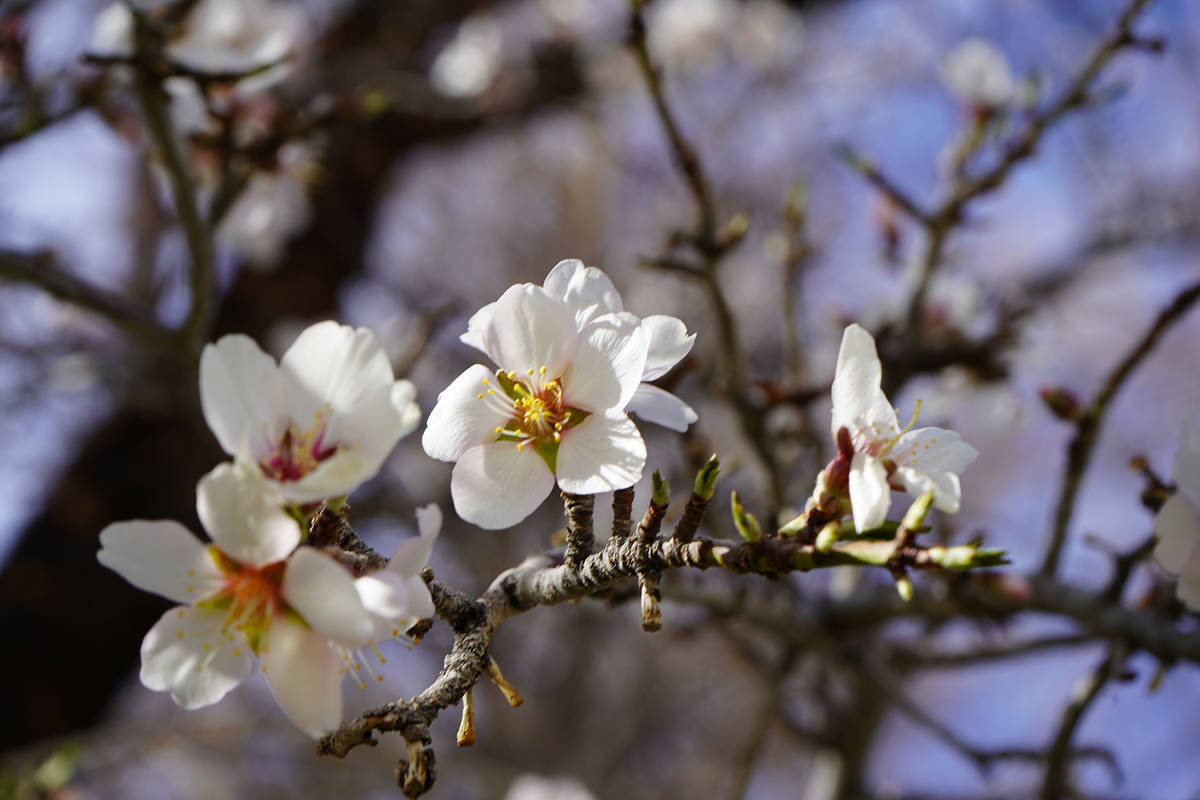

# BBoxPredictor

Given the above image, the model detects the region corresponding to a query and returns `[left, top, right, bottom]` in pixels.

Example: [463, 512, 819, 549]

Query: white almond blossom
[940, 38, 1015, 110]
[504, 773, 597, 800]
[216, 158, 313, 270]
[96, 463, 376, 737]
[200, 321, 421, 505]
[90, 0, 300, 91]
[462, 259, 698, 433]
[831, 324, 978, 532]
[167, 0, 302, 92]
[1153, 417, 1200, 610]
[355, 504, 440, 645]
[424, 282, 650, 529]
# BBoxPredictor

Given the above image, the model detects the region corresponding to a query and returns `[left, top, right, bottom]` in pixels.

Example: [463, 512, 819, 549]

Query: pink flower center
[260, 407, 338, 481]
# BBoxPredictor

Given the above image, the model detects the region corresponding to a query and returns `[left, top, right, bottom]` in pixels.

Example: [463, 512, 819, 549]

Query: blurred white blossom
[940, 37, 1015, 109]
[168, 0, 302, 90]
[217, 146, 315, 270]
[1154, 417, 1200, 610]
[504, 773, 597, 800]
[430, 14, 504, 99]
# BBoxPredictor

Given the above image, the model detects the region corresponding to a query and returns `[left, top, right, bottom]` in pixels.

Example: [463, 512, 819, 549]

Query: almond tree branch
[1041, 278, 1200, 576]
[838, 0, 1158, 339]
[318, 486, 1002, 796]
[0, 249, 185, 355]
[130, 13, 216, 357]
[1038, 643, 1129, 800]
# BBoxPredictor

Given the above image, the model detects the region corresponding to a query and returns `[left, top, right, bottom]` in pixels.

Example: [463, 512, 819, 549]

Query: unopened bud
[693, 454, 720, 500]
[1039, 386, 1082, 423]
[815, 521, 840, 552]
[730, 491, 763, 543]
[651, 470, 669, 508]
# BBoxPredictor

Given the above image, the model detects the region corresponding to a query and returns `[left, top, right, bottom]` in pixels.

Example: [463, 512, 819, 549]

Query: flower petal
[479, 284, 579, 378]
[894, 427, 979, 475]
[451, 442, 555, 529]
[626, 383, 697, 433]
[356, 571, 433, 641]
[282, 547, 374, 648]
[1173, 416, 1200, 504]
[1177, 545, 1200, 611]
[275, 449, 380, 504]
[555, 411, 646, 495]
[286, 378, 421, 503]
[199, 334, 286, 460]
[563, 313, 647, 412]
[1153, 494, 1200, 576]
[848, 451, 890, 531]
[389, 504, 441, 578]
[261, 616, 343, 738]
[422, 364, 512, 462]
[196, 462, 299, 567]
[459, 300, 496, 354]
[543, 259, 623, 328]
[640, 315, 695, 381]
[831, 324, 898, 439]
[280, 321, 396, 426]
[139, 606, 254, 710]
[894, 465, 962, 513]
[98, 520, 224, 604]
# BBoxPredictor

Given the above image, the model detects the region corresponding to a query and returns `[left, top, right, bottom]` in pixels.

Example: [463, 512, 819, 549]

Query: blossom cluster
[98, 259, 1017, 738]
[99, 322, 430, 737]
[89, 0, 315, 270]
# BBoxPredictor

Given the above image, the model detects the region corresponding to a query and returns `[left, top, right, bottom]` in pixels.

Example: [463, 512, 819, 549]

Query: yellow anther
[553, 432, 561, 442]
[539, 365, 547, 375]
[176, 631, 184, 639]
[517, 442, 524, 451]
[201, 643, 210, 651]
[477, 393, 485, 399]
[527, 368, 534, 376]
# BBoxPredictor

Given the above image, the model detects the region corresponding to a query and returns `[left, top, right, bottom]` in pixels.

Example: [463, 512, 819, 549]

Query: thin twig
[0, 249, 183, 355]
[904, 0, 1157, 333]
[130, 15, 216, 357]
[1041, 279, 1200, 576]
[1039, 644, 1129, 800]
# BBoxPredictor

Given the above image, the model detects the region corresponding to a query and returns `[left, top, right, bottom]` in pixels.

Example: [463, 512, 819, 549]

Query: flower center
[260, 406, 338, 481]
[476, 367, 585, 452]
[851, 398, 923, 459]
[201, 549, 289, 655]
